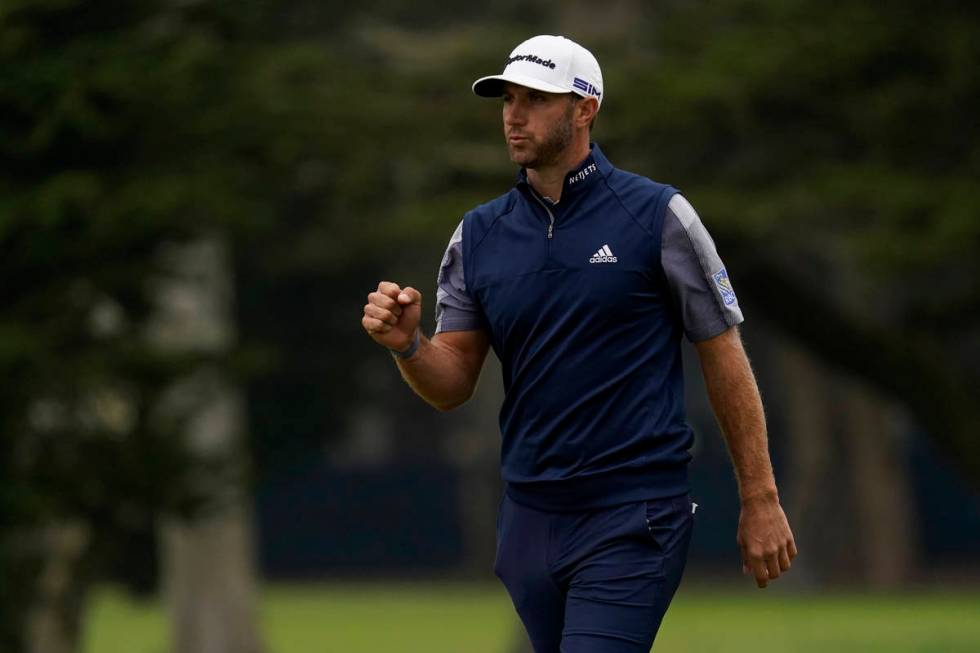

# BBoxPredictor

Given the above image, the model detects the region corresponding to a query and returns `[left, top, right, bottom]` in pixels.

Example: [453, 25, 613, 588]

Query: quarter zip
[529, 191, 557, 239]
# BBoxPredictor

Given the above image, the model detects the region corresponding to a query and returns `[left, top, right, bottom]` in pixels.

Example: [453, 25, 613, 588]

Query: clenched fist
[362, 281, 422, 353]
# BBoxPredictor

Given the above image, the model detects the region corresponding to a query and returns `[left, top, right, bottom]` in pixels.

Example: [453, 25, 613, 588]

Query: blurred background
[1, 1, 978, 652]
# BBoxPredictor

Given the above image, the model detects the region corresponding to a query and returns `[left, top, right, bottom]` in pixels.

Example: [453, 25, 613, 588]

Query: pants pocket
[643, 493, 692, 553]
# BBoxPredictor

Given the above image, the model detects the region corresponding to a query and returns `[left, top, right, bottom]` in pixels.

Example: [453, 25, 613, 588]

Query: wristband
[389, 329, 420, 360]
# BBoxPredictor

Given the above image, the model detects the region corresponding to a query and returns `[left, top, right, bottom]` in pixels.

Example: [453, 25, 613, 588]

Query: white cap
[472, 35, 604, 107]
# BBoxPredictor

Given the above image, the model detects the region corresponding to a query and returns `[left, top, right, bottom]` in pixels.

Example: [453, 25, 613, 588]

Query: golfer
[361, 34, 796, 653]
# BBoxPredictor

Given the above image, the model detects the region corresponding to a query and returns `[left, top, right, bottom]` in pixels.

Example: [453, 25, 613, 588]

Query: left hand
[737, 494, 797, 588]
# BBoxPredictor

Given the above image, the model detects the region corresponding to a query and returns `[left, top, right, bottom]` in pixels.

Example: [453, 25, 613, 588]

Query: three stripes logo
[589, 244, 617, 264]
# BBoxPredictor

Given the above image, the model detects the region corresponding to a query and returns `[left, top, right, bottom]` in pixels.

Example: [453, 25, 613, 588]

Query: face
[502, 83, 578, 169]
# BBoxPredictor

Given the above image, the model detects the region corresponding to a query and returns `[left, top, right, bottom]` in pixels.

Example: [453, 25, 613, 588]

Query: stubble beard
[508, 103, 575, 169]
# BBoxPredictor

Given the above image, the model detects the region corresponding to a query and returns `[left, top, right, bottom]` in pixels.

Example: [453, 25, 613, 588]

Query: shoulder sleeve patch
[711, 268, 738, 306]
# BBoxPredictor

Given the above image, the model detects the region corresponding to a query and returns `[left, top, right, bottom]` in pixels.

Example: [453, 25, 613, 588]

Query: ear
[575, 97, 599, 129]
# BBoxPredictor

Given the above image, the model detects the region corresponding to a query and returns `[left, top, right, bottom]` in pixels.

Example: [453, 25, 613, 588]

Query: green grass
[83, 582, 980, 653]
[657, 587, 980, 652]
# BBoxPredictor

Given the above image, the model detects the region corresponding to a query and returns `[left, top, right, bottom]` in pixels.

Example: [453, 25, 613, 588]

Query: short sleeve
[661, 194, 744, 342]
[435, 220, 485, 334]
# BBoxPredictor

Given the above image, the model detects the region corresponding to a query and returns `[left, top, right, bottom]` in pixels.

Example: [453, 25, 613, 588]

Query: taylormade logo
[507, 53, 557, 70]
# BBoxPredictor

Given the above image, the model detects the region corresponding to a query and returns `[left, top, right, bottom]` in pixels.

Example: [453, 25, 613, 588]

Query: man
[361, 35, 796, 653]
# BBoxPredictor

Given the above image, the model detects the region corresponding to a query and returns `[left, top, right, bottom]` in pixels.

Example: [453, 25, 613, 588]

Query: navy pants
[494, 493, 693, 653]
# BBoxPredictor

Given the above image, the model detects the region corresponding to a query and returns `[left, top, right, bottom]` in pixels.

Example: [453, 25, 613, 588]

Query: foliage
[2, 0, 979, 648]
[604, 0, 980, 477]
[0, 0, 309, 647]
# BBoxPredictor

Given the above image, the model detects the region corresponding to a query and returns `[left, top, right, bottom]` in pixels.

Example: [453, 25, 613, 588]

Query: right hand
[362, 281, 422, 353]
[737, 494, 797, 589]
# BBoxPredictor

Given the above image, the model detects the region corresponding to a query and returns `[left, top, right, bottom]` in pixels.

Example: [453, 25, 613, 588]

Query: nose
[503, 100, 526, 127]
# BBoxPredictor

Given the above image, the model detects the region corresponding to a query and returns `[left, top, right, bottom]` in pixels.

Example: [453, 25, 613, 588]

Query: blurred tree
[604, 0, 980, 480]
[3, 0, 978, 648]
[597, 0, 979, 591]
[233, 0, 980, 596]
[0, 0, 300, 649]
[149, 236, 262, 653]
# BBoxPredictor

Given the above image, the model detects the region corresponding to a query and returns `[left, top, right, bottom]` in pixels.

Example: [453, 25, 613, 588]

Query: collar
[515, 142, 613, 200]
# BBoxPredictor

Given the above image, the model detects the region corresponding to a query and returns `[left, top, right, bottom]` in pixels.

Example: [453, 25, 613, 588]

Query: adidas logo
[589, 244, 617, 264]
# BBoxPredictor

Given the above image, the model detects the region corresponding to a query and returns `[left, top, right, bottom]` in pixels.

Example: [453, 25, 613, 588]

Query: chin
[508, 147, 537, 168]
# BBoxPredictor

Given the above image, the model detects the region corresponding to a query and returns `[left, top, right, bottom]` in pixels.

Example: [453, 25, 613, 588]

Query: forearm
[697, 329, 778, 503]
[395, 333, 479, 411]
[696, 330, 797, 587]
[363, 282, 487, 411]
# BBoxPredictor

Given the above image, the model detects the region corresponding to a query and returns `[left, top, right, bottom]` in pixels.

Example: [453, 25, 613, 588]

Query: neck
[526, 137, 591, 202]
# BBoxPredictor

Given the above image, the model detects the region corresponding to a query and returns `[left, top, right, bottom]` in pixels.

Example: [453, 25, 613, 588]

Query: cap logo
[573, 77, 602, 99]
[506, 53, 557, 70]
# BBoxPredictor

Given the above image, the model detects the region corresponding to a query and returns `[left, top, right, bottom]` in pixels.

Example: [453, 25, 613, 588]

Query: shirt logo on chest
[589, 244, 618, 264]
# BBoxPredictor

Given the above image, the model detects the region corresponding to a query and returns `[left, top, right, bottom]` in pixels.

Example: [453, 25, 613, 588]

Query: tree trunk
[842, 378, 916, 587]
[776, 334, 916, 586]
[149, 236, 263, 653]
[24, 523, 91, 653]
[160, 501, 261, 653]
[777, 336, 833, 585]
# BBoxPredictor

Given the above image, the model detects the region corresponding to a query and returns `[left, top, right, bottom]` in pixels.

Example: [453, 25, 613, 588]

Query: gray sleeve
[661, 194, 744, 342]
[434, 220, 485, 334]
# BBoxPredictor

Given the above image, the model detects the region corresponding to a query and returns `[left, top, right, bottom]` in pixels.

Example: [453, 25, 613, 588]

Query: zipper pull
[547, 223, 554, 239]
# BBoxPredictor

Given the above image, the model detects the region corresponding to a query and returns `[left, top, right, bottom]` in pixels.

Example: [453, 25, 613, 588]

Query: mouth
[507, 135, 529, 144]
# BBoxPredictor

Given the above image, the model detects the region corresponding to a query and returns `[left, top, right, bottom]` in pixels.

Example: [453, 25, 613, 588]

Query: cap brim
[472, 72, 571, 98]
